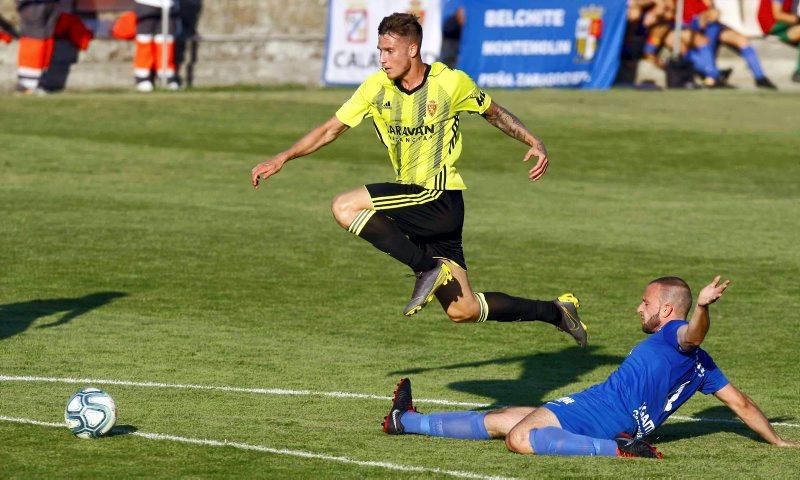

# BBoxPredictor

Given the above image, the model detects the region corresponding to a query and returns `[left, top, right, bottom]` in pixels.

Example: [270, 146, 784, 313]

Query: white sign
[323, 0, 442, 85]
[716, 0, 763, 37]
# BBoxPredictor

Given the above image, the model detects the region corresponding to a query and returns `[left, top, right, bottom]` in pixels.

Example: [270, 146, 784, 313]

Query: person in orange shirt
[132, 0, 180, 92]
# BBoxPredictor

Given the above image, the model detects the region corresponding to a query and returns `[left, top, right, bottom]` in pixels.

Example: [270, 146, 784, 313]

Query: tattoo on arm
[483, 103, 545, 153]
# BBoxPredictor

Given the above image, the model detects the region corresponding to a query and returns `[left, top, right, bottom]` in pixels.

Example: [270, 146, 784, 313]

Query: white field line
[0, 374, 487, 408]
[0, 415, 515, 480]
[1, 374, 798, 428]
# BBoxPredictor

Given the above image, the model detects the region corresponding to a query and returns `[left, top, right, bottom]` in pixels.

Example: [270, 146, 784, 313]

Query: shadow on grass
[107, 425, 139, 437]
[390, 346, 624, 407]
[0, 292, 128, 341]
[654, 406, 795, 445]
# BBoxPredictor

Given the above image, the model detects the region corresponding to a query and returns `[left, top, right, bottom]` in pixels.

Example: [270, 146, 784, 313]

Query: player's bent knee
[331, 189, 372, 229]
[504, 428, 532, 454]
[331, 194, 356, 228]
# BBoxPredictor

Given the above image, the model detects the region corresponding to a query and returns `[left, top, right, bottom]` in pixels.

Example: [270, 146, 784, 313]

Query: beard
[641, 312, 660, 334]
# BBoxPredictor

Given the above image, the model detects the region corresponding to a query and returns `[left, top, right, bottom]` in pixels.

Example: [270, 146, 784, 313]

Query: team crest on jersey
[426, 100, 437, 116]
[575, 5, 604, 62]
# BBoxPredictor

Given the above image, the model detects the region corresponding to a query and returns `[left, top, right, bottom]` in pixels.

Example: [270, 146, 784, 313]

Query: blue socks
[701, 21, 765, 80]
[705, 22, 722, 52]
[400, 411, 490, 440]
[741, 46, 765, 79]
[399, 412, 620, 458]
[643, 42, 659, 57]
[689, 45, 720, 79]
[529, 427, 618, 457]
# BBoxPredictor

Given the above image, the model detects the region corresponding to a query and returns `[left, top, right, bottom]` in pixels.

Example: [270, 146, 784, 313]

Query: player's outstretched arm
[251, 115, 349, 188]
[714, 384, 799, 447]
[678, 275, 730, 350]
[481, 101, 549, 181]
[773, 2, 800, 25]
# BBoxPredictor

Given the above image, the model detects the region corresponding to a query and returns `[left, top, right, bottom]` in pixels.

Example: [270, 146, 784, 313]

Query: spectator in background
[617, 0, 672, 85]
[15, 0, 92, 94]
[637, 1, 724, 87]
[175, 0, 202, 88]
[638, 0, 674, 69]
[683, 0, 777, 89]
[1, 13, 17, 44]
[133, 0, 180, 92]
[759, 0, 800, 82]
[15, 0, 59, 92]
[440, 0, 464, 68]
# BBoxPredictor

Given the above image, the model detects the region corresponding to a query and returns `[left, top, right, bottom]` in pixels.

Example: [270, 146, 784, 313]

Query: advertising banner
[458, 0, 627, 89]
[323, 0, 442, 85]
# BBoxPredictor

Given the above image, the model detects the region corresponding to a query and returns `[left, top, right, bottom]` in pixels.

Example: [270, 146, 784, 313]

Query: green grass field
[1, 88, 799, 479]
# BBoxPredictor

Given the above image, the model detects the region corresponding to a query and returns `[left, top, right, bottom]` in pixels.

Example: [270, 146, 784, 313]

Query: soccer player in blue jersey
[383, 275, 800, 458]
[251, 13, 587, 346]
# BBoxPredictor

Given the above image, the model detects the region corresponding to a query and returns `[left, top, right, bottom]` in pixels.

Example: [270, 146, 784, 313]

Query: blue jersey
[546, 320, 729, 439]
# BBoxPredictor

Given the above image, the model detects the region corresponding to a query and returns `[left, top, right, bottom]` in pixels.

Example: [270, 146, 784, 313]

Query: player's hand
[697, 275, 730, 307]
[251, 157, 286, 188]
[524, 139, 549, 181]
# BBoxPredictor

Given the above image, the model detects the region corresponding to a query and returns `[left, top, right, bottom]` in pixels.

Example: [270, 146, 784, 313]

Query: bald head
[649, 276, 692, 319]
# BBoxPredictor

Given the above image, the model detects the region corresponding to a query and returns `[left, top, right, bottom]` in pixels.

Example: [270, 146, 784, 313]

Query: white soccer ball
[64, 387, 117, 438]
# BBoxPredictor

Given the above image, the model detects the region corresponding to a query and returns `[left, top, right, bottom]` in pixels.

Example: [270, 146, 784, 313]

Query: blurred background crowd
[0, 0, 797, 93]
[617, 0, 799, 89]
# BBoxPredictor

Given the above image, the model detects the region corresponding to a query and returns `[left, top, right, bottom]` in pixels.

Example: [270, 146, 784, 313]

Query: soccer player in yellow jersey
[251, 13, 587, 346]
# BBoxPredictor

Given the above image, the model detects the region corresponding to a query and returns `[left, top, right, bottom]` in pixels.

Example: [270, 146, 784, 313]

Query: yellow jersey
[335, 62, 491, 190]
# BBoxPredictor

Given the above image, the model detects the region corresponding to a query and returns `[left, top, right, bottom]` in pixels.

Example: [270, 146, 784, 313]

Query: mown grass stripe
[2, 374, 797, 428]
[0, 415, 516, 480]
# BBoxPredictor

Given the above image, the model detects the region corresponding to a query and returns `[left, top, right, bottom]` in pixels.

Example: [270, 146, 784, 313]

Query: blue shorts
[544, 390, 632, 440]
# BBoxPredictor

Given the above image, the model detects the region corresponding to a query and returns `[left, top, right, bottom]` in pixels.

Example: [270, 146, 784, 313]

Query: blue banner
[458, 0, 627, 89]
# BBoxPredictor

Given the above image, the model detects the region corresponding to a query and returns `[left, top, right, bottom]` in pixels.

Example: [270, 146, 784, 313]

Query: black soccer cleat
[554, 293, 588, 348]
[755, 76, 777, 90]
[382, 378, 415, 434]
[615, 435, 664, 459]
[703, 77, 735, 89]
[403, 260, 453, 316]
[719, 68, 733, 83]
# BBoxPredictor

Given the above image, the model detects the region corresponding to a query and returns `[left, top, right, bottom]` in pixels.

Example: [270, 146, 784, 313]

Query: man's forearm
[774, 7, 799, 25]
[279, 119, 347, 163]
[482, 103, 538, 147]
[684, 304, 710, 347]
[737, 396, 783, 445]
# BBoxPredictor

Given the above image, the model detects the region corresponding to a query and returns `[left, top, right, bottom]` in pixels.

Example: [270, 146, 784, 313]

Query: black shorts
[135, 3, 178, 36]
[366, 183, 466, 270]
[17, 1, 59, 39]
